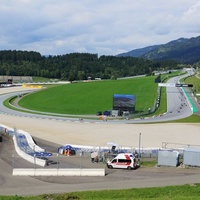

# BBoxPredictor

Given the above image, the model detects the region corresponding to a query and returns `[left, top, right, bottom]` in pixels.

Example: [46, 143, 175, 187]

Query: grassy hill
[18, 76, 158, 115]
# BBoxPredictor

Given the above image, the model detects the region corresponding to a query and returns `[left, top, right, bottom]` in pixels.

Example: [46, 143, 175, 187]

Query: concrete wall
[13, 168, 105, 176]
[13, 135, 46, 167]
[18, 130, 45, 152]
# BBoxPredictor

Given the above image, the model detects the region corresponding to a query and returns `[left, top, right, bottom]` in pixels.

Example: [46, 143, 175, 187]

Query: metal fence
[11, 152, 107, 169]
[11, 148, 160, 169]
[0, 125, 159, 170]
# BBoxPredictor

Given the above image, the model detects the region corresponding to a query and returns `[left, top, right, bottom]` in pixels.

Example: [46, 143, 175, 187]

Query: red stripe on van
[125, 154, 130, 159]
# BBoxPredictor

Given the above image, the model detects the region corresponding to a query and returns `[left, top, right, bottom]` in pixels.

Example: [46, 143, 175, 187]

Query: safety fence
[1, 124, 185, 170]
[10, 148, 161, 170]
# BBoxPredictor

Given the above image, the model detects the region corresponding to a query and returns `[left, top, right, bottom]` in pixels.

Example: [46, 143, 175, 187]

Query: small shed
[158, 150, 179, 167]
[184, 147, 200, 167]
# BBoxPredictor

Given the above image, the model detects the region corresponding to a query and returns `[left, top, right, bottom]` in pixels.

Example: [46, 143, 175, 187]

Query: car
[103, 110, 111, 116]
[96, 111, 102, 116]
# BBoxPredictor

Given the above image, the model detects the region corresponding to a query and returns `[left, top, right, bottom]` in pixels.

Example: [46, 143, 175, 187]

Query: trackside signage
[158, 83, 193, 87]
[158, 83, 175, 87]
[175, 83, 193, 87]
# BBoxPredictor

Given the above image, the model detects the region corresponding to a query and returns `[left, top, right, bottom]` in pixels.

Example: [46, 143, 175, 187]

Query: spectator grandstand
[0, 76, 33, 83]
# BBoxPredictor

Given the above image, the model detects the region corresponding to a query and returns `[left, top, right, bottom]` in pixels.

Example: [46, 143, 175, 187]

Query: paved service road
[1, 135, 200, 196]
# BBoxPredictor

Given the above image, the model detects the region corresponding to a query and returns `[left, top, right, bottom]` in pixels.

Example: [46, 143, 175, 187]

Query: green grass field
[18, 76, 158, 115]
[2, 184, 200, 199]
[184, 72, 200, 102]
[14, 70, 200, 121]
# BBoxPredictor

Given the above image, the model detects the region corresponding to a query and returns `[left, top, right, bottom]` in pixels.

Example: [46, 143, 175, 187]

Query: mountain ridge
[117, 35, 200, 64]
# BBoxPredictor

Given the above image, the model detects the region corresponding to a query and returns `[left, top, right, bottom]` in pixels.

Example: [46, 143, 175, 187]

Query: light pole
[57, 153, 59, 169]
[138, 133, 141, 166]
[34, 154, 36, 169]
[80, 150, 82, 169]
[12, 154, 15, 168]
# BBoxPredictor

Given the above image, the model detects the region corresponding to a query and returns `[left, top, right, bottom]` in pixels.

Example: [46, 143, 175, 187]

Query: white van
[107, 153, 136, 170]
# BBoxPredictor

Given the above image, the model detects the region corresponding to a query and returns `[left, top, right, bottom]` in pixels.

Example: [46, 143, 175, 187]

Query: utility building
[158, 150, 180, 167]
[184, 147, 200, 167]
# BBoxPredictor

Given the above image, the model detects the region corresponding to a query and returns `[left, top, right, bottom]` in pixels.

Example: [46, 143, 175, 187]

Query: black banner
[175, 83, 193, 87]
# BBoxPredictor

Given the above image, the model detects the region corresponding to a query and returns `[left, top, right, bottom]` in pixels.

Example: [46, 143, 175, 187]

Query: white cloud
[0, 0, 199, 56]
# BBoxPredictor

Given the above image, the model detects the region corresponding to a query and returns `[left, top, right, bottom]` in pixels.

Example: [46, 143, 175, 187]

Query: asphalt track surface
[0, 74, 200, 196]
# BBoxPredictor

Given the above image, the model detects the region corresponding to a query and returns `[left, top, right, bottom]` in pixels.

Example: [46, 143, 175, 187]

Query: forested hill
[117, 35, 200, 64]
[0, 50, 178, 81]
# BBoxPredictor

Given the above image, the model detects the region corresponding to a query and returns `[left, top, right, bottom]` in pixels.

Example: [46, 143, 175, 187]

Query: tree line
[0, 50, 180, 81]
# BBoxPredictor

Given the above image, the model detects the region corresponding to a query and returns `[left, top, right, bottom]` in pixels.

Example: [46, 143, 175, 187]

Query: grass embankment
[2, 184, 200, 199]
[18, 76, 158, 115]
[184, 70, 200, 102]
[168, 114, 200, 123]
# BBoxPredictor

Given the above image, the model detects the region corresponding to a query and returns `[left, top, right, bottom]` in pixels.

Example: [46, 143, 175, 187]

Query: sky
[0, 0, 200, 56]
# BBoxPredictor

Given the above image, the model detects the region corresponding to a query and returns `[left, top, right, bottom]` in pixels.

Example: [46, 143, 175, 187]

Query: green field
[15, 70, 200, 120]
[18, 76, 158, 115]
[2, 184, 200, 199]
[6, 70, 199, 122]
[184, 71, 200, 102]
